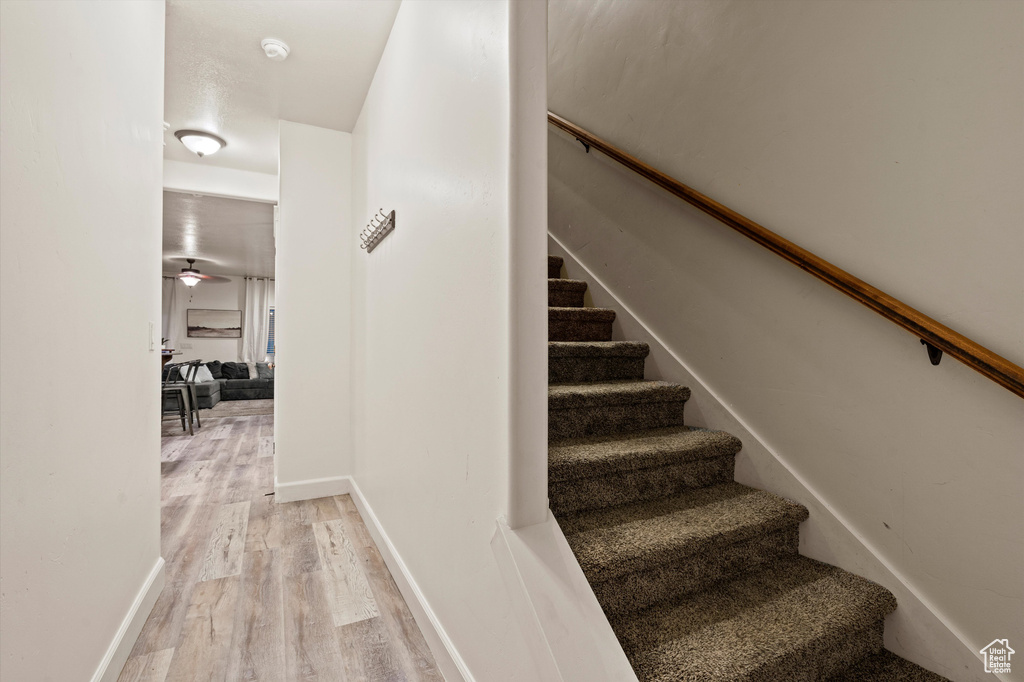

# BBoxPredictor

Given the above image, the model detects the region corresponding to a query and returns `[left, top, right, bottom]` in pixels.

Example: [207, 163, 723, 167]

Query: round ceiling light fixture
[174, 130, 226, 157]
[261, 38, 290, 61]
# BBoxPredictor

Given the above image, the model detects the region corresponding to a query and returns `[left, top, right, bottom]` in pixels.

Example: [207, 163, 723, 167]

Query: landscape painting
[187, 309, 242, 338]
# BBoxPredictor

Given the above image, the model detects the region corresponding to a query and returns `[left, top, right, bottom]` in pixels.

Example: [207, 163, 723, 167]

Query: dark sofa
[165, 361, 273, 409]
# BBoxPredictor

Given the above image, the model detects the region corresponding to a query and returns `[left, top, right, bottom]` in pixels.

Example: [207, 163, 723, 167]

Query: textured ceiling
[164, 0, 401, 174]
[163, 191, 275, 278]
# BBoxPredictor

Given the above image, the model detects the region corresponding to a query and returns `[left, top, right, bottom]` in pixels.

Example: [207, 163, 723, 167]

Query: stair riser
[549, 455, 735, 515]
[549, 288, 586, 307]
[625, 620, 885, 682]
[549, 356, 645, 383]
[549, 320, 614, 342]
[591, 527, 799, 616]
[755, 621, 885, 682]
[549, 401, 686, 440]
[548, 261, 562, 279]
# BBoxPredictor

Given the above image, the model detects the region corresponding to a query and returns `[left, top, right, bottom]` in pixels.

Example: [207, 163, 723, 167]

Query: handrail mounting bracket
[575, 137, 591, 153]
[921, 340, 943, 366]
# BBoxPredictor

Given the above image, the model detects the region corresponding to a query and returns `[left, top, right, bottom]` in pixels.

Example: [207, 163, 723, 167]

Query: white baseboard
[344, 477, 473, 682]
[91, 557, 166, 682]
[274, 475, 352, 503]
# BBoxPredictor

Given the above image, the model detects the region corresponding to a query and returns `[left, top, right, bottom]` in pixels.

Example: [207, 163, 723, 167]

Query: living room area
[161, 190, 276, 434]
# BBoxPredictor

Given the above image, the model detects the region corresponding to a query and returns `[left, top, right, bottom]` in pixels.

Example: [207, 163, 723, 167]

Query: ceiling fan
[176, 258, 230, 287]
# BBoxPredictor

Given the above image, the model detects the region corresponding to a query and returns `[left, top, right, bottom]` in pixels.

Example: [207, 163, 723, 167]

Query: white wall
[350, 1, 543, 678]
[163, 276, 274, 363]
[0, 2, 166, 681]
[548, 1, 1023, 679]
[507, 0, 552, 531]
[163, 159, 278, 203]
[275, 121, 352, 500]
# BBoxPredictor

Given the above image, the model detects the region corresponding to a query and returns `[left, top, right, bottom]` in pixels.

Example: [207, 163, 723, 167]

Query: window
[266, 307, 275, 355]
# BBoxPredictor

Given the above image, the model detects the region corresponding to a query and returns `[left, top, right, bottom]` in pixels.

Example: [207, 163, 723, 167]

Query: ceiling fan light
[180, 274, 201, 287]
[174, 130, 226, 157]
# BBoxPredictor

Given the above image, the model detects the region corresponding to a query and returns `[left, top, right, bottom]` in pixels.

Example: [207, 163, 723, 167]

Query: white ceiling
[163, 191, 276, 278]
[164, 0, 401, 175]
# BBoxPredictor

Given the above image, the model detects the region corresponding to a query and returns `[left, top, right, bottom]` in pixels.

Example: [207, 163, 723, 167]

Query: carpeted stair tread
[548, 278, 587, 289]
[549, 278, 589, 307]
[613, 556, 897, 682]
[549, 426, 740, 483]
[829, 650, 949, 681]
[549, 306, 616, 321]
[548, 255, 564, 278]
[558, 482, 808, 583]
[549, 341, 650, 358]
[549, 380, 689, 408]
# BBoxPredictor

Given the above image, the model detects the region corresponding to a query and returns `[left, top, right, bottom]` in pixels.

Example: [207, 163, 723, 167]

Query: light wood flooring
[120, 412, 443, 682]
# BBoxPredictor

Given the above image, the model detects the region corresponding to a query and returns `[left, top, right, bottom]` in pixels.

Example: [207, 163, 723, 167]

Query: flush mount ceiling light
[174, 130, 226, 157]
[261, 38, 290, 61]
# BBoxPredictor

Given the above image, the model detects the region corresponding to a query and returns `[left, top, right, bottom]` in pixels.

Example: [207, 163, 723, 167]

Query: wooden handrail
[548, 111, 1024, 400]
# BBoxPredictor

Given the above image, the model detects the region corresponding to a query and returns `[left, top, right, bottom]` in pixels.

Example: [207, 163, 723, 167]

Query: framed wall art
[187, 309, 242, 338]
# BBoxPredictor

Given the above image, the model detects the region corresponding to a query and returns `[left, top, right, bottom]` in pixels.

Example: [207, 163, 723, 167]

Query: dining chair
[180, 359, 203, 430]
[161, 362, 192, 435]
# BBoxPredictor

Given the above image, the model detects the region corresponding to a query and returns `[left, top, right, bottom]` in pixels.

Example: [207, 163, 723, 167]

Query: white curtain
[162, 277, 183, 349]
[242, 277, 271, 362]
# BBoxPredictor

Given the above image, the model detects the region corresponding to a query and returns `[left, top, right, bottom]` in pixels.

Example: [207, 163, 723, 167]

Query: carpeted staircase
[546, 255, 949, 682]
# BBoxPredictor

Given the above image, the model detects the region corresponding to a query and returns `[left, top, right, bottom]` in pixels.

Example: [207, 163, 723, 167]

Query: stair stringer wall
[490, 514, 639, 682]
[548, 234, 994, 682]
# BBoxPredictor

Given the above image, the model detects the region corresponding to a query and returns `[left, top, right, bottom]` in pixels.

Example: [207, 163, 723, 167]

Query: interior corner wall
[547, 1, 1023, 679]
[0, 1, 165, 680]
[349, 1, 540, 678]
[275, 121, 353, 493]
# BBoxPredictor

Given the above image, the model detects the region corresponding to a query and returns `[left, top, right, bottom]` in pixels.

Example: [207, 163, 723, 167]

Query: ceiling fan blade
[172, 268, 235, 284]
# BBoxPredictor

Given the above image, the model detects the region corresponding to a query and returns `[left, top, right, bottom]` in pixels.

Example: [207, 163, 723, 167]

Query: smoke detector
[261, 38, 290, 61]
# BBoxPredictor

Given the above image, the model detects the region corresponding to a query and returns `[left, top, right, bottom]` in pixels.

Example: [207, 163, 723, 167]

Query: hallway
[120, 411, 442, 681]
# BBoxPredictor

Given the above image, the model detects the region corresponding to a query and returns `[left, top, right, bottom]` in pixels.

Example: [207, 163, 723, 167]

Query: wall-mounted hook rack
[360, 209, 395, 253]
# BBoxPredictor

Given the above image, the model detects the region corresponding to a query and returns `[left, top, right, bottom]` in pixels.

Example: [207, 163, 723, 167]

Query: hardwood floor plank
[202, 430, 257, 505]
[168, 460, 215, 498]
[161, 437, 193, 462]
[245, 487, 283, 554]
[226, 550, 287, 681]
[204, 422, 234, 440]
[198, 501, 250, 582]
[231, 430, 259, 467]
[205, 462, 255, 506]
[129, 500, 216, 656]
[258, 414, 274, 438]
[117, 648, 175, 682]
[300, 497, 344, 525]
[284, 571, 348, 682]
[280, 503, 322, 577]
[312, 519, 379, 627]
[131, 411, 440, 680]
[335, 617, 404, 681]
[257, 436, 274, 458]
[332, 495, 443, 681]
[332, 495, 377, 551]
[165, 577, 239, 682]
